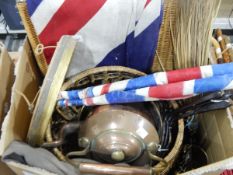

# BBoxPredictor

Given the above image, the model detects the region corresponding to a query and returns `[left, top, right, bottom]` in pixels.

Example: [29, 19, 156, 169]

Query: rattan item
[45, 66, 184, 174]
[211, 37, 224, 63]
[153, 0, 221, 71]
[160, 119, 184, 174]
[216, 29, 231, 63]
[27, 36, 76, 146]
[224, 35, 233, 61]
[17, 0, 48, 75]
[152, 0, 178, 72]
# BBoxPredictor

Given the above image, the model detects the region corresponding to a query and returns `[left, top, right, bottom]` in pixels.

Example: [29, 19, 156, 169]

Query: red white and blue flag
[57, 62, 233, 107]
[57, 73, 233, 107]
[58, 62, 233, 100]
[26, 0, 163, 77]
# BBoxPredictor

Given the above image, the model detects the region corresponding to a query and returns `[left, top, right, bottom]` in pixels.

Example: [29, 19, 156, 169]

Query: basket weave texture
[152, 0, 177, 72]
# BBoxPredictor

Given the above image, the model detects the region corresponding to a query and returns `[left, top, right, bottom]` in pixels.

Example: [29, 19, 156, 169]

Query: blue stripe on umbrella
[194, 74, 233, 93]
[126, 74, 157, 91]
[105, 90, 145, 104]
[212, 62, 233, 76]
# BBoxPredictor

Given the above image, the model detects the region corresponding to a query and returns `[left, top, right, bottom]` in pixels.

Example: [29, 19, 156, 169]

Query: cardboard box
[1, 40, 233, 175]
[0, 40, 50, 175]
[0, 44, 14, 128]
[180, 109, 233, 175]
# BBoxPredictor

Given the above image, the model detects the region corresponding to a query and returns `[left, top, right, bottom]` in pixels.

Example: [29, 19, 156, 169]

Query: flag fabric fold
[26, 0, 163, 78]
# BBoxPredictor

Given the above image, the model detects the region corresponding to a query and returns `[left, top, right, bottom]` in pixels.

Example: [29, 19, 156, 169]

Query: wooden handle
[216, 29, 231, 63]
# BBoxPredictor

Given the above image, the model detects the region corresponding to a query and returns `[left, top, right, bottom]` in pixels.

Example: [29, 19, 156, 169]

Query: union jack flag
[57, 73, 233, 107]
[26, 0, 163, 77]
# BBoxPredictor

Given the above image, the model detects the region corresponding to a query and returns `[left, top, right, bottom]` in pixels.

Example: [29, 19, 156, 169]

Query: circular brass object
[90, 130, 145, 163]
[27, 37, 76, 146]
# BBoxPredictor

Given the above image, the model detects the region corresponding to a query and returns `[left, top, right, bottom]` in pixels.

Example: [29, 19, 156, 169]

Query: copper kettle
[72, 104, 161, 165]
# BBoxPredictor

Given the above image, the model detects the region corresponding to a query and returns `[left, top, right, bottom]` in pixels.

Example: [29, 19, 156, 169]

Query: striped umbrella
[58, 62, 233, 100]
[57, 73, 233, 107]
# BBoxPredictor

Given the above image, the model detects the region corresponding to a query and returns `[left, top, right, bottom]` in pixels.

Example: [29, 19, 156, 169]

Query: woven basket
[223, 35, 233, 61]
[17, 1, 48, 75]
[152, 0, 178, 72]
[45, 66, 184, 174]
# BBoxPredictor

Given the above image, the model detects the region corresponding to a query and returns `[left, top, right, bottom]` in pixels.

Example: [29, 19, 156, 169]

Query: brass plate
[27, 36, 76, 146]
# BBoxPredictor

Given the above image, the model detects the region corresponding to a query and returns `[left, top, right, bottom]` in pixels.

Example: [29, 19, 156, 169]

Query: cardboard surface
[0, 41, 56, 175]
[199, 109, 233, 163]
[0, 40, 42, 155]
[0, 45, 14, 128]
[180, 109, 233, 175]
[0, 161, 15, 175]
[9, 52, 21, 64]
[181, 157, 233, 175]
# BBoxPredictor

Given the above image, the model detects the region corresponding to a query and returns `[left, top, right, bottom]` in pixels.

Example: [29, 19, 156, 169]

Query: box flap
[0, 40, 42, 155]
[180, 156, 233, 175]
[0, 44, 14, 127]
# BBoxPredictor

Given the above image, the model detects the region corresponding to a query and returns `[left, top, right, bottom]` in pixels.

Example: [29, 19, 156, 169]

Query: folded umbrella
[58, 62, 233, 100]
[57, 73, 233, 107]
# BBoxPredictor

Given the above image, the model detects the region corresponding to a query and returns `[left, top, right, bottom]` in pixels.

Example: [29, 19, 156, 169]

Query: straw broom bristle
[172, 0, 221, 69]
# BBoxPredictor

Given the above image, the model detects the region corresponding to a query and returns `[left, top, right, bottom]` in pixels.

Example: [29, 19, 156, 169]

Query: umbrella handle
[176, 100, 232, 119]
[174, 91, 233, 119]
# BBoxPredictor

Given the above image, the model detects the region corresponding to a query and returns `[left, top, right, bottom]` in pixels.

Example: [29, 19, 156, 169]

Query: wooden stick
[216, 29, 231, 63]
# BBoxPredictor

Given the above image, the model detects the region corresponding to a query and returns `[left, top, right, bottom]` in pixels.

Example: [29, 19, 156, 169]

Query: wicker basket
[223, 35, 233, 61]
[152, 0, 178, 72]
[45, 66, 184, 174]
[17, 1, 48, 75]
